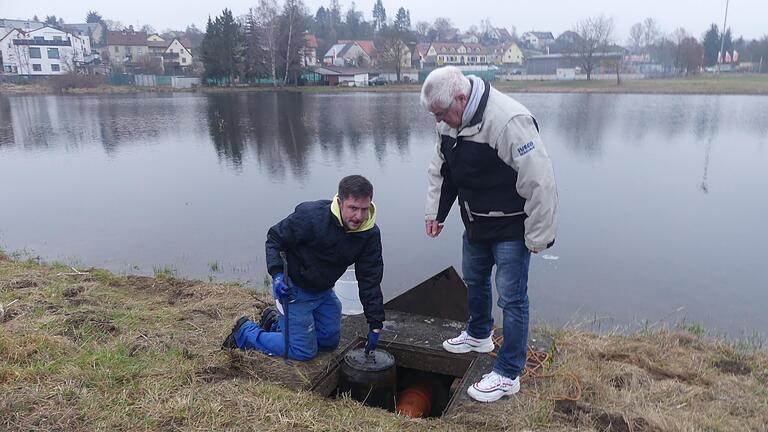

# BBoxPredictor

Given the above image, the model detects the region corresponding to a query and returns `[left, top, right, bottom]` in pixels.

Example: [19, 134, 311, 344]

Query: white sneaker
[467, 371, 520, 402]
[442, 331, 495, 354]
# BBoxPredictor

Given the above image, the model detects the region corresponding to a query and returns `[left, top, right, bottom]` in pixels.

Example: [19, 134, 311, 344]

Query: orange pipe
[396, 381, 433, 418]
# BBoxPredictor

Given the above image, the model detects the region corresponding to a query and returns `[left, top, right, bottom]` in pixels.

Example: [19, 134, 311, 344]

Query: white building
[521, 31, 555, 51]
[162, 38, 193, 72]
[0, 26, 91, 75]
[0, 18, 45, 39]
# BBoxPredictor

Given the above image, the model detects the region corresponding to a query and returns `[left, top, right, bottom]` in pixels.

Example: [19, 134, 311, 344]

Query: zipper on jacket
[469, 210, 526, 218]
[463, 201, 474, 222]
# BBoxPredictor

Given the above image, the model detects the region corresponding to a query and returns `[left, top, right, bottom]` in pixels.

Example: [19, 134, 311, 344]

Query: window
[32, 64, 42, 71]
[34, 36, 44, 42]
[51, 64, 60, 72]
[30, 47, 41, 58]
[47, 48, 59, 59]
[53, 36, 62, 41]
[114, 46, 119, 53]
[181, 57, 186, 64]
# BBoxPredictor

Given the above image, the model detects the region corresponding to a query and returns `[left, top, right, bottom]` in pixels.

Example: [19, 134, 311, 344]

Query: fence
[418, 68, 497, 83]
[108, 73, 200, 88]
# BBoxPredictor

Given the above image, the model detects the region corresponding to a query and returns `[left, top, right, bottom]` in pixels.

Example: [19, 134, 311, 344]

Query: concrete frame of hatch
[309, 310, 553, 418]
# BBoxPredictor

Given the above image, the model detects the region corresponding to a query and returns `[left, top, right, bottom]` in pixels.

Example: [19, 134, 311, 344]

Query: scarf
[461, 75, 485, 128]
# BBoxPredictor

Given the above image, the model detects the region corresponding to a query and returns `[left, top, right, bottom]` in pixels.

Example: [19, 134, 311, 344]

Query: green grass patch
[0, 332, 71, 381]
[153, 265, 177, 279]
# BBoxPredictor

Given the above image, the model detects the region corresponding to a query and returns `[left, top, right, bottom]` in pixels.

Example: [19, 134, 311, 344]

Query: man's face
[339, 195, 371, 231]
[429, 93, 467, 129]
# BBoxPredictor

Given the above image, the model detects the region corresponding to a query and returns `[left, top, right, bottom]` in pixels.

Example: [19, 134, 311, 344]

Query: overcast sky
[3, 0, 766, 41]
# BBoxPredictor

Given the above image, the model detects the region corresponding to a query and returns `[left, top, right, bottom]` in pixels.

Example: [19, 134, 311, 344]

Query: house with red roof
[303, 34, 318, 66]
[323, 40, 377, 67]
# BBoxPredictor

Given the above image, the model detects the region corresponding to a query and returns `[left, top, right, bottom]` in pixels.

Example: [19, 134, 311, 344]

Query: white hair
[420, 66, 471, 110]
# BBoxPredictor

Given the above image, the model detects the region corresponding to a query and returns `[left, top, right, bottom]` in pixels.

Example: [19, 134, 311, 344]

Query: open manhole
[312, 339, 476, 418]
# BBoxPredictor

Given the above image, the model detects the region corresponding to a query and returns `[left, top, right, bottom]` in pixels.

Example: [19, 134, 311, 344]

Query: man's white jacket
[425, 83, 558, 251]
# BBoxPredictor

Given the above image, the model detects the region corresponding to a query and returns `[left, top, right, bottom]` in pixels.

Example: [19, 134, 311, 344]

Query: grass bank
[493, 74, 768, 95]
[3, 74, 768, 96]
[1, 251, 766, 431]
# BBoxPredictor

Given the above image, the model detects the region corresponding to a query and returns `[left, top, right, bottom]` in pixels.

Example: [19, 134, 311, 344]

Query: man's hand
[365, 329, 380, 354]
[425, 220, 444, 238]
[272, 273, 293, 300]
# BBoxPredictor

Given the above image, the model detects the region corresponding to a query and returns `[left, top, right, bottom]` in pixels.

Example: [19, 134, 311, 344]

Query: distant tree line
[28, 5, 768, 81]
[199, 0, 528, 85]
[624, 17, 768, 74]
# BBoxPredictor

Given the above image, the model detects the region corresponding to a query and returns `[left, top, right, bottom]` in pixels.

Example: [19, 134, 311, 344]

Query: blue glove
[272, 273, 293, 300]
[365, 330, 380, 353]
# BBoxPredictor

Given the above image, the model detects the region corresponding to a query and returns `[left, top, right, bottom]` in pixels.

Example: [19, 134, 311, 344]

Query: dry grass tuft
[1, 257, 767, 431]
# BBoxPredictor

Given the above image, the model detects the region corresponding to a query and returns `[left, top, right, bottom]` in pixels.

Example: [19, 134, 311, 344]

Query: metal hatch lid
[384, 266, 468, 322]
[344, 348, 395, 372]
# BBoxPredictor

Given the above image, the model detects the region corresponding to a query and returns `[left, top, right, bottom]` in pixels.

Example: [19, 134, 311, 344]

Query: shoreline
[3, 74, 768, 96]
[1, 251, 767, 430]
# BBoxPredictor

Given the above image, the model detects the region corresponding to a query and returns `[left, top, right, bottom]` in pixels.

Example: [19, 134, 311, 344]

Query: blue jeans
[235, 286, 342, 361]
[463, 232, 531, 379]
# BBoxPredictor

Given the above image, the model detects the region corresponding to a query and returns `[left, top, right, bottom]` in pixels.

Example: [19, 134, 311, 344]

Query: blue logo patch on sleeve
[516, 141, 535, 156]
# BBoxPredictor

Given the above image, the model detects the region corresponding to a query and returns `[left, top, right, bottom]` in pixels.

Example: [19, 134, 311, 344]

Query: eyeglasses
[429, 99, 454, 121]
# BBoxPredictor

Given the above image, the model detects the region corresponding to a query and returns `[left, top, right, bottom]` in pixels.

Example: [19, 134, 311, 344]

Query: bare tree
[58, 50, 74, 73]
[571, 15, 614, 80]
[136, 54, 163, 74]
[678, 37, 704, 76]
[283, 1, 294, 85]
[415, 21, 430, 41]
[103, 20, 124, 31]
[377, 26, 408, 81]
[642, 17, 660, 49]
[433, 17, 454, 42]
[279, 0, 306, 86]
[628, 23, 643, 54]
[12, 44, 31, 74]
[252, 0, 279, 85]
[480, 18, 494, 36]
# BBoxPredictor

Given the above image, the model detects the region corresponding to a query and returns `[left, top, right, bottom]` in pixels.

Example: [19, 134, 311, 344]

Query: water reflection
[204, 92, 415, 176]
[2, 92, 768, 336]
[0, 97, 13, 146]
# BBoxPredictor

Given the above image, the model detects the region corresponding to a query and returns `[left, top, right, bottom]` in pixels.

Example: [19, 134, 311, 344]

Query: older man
[421, 66, 558, 402]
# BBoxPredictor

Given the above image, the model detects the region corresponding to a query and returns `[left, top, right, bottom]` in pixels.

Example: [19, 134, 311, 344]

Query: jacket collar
[330, 194, 377, 233]
[441, 80, 491, 138]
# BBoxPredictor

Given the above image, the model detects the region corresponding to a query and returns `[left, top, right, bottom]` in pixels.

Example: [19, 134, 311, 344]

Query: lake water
[1, 91, 767, 336]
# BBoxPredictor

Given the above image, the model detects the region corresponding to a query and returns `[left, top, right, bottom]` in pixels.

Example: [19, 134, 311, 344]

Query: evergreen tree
[86, 11, 102, 24]
[201, 9, 245, 83]
[372, 0, 386, 32]
[314, 6, 334, 62]
[394, 7, 409, 32]
[345, 2, 363, 39]
[329, 0, 342, 33]
[278, 0, 307, 85]
[702, 24, 720, 66]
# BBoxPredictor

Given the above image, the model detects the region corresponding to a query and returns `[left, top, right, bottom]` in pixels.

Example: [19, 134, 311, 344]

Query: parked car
[368, 76, 388, 86]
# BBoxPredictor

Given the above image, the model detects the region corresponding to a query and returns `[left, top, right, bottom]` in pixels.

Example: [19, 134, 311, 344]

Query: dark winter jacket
[266, 199, 384, 330]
